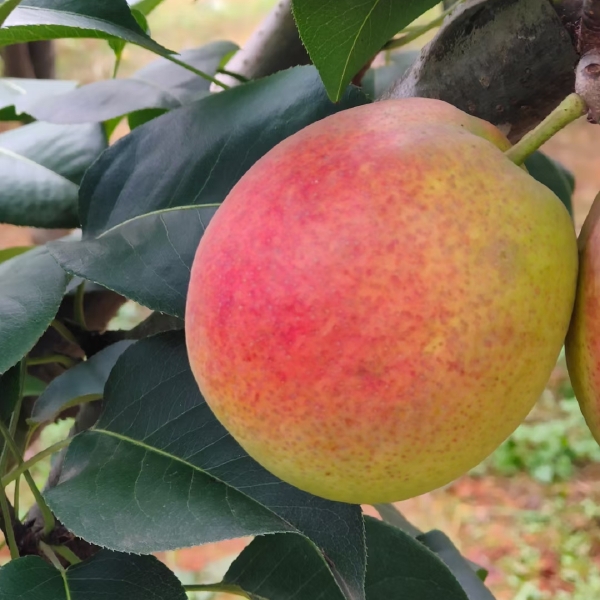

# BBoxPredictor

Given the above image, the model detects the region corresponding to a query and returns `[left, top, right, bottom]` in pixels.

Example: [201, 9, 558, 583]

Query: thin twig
[52, 544, 82, 566]
[0, 421, 56, 535]
[165, 54, 229, 89]
[50, 320, 79, 347]
[74, 283, 88, 331]
[2, 439, 72, 488]
[0, 491, 18, 559]
[13, 475, 19, 521]
[384, 0, 466, 50]
[27, 355, 75, 369]
[39, 541, 65, 571]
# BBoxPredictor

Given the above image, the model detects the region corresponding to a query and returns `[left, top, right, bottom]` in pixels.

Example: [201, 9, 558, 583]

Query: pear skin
[186, 98, 578, 504]
[566, 192, 600, 445]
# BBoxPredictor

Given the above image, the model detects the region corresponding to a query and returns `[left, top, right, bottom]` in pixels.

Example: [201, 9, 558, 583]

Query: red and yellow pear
[566, 192, 600, 444]
[185, 98, 578, 504]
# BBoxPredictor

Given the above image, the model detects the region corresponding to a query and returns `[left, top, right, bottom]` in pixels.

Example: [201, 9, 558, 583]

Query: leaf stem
[183, 583, 250, 598]
[217, 68, 250, 84]
[74, 282, 88, 331]
[2, 438, 72, 488]
[0, 421, 56, 535]
[52, 544, 81, 566]
[27, 355, 75, 369]
[12, 474, 19, 519]
[505, 94, 587, 165]
[40, 541, 65, 571]
[384, 0, 466, 50]
[0, 491, 19, 559]
[113, 54, 123, 79]
[51, 319, 79, 346]
[164, 54, 230, 89]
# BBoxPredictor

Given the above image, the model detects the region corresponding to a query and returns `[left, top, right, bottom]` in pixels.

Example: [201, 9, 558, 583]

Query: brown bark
[1, 42, 56, 79]
[575, 0, 600, 121]
[384, 0, 579, 142]
[579, 0, 600, 53]
[555, 0, 583, 42]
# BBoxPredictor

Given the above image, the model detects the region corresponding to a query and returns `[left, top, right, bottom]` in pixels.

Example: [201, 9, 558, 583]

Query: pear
[566, 192, 600, 445]
[186, 98, 578, 504]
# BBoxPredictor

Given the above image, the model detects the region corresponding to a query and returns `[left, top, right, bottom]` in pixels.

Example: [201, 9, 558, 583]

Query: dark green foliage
[0, 551, 187, 600]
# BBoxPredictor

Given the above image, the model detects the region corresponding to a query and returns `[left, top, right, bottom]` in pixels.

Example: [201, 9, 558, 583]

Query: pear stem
[505, 93, 588, 166]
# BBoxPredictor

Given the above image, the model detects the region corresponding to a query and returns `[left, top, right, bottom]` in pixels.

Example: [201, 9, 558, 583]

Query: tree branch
[15, 287, 126, 559]
[384, 0, 579, 142]
[210, 0, 310, 90]
[576, 0, 600, 121]
[554, 0, 583, 42]
[1, 42, 55, 78]
[579, 0, 600, 53]
[20, 400, 103, 560]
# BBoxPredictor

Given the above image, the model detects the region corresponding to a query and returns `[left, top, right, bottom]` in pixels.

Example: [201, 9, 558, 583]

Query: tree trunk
[1, 41, 56, 79]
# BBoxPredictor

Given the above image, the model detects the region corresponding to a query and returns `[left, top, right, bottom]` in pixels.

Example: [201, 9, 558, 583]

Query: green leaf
[524, 151, 574, 217]
[221, 518, 470, 600]
[31, 340, 134, 423]
[0, 0, 23, 27]
[0, 245, 30, 263]
[23, 374, 46, 397]
[130, 7, 148, 31]
[223, 534, 344, 600]
[0, 146, 78, 227]
[0, 551, 187, 599]
[0, 77, 77, 120]
[128, 0, 165, 16]
[46, 332, 366, 600]
[291, 0, 440, 101]
[78, 65, 369, 237]
[364, 517, 469, 599]
[373, 504, 489, 589]
[0, 121, 107, 228]
[417, 531, 493, 598]
[108, 35, 126, 66]
[0, 557, 64, 599]
[22, 41, 239, 124]
[127, 107, 167, 129]
[49, 205, 217, 317]
[0, 121, 107, 184]
[0, 0, 171, 57]
[0, 247, 68, 375]
[109, 6, 149, 68]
